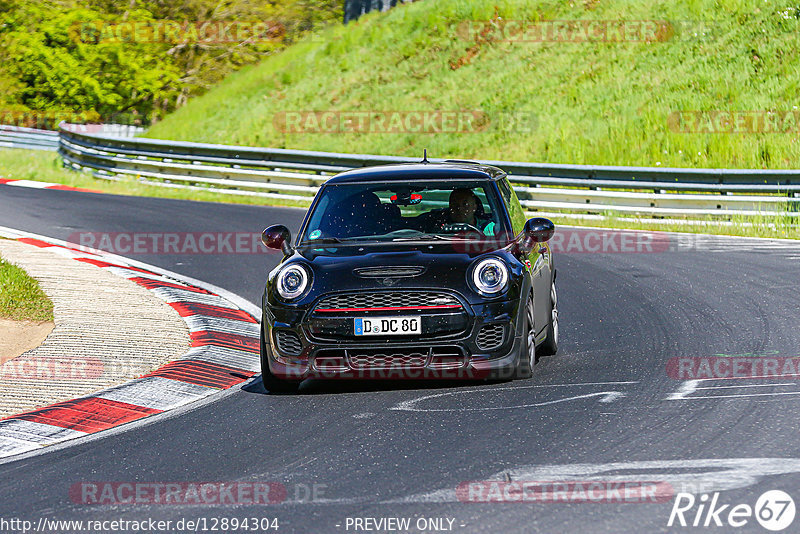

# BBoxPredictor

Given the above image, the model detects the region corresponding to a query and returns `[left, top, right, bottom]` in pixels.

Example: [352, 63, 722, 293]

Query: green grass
[145, 0, 800, 169]
[549, 213, 800, 240]
[0, 253, 54, 322]
[0, 149, 310, 208]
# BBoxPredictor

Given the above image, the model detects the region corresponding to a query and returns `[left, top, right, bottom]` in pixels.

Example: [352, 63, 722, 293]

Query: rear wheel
[514, 296, 536, 379]
[538, 278, 559, 356]
[260, 320, 300, 394]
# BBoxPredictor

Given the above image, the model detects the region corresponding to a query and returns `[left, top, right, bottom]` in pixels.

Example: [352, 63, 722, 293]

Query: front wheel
[538, 278, 559, 356]
[260, 321, 300, 394]
[514, 296, 536, 379]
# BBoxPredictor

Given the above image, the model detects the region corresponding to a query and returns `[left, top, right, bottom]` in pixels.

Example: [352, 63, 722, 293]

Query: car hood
[278, 241, 515, 305]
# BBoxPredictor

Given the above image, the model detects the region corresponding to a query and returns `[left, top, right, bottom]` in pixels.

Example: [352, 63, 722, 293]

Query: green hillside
[145, 0, 800, 169]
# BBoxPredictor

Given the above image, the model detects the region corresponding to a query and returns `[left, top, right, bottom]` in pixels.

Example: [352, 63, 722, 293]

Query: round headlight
[277, 264, 310, 300]
[472, 257, 508, 295]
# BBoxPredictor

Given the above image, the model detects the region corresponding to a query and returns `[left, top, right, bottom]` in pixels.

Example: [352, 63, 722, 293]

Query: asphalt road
[2, 185, 800, 533]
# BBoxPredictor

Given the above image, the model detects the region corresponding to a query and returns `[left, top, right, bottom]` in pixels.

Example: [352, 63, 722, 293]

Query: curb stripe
[183, 315, 260, 337]
[74, 257, 154, 274]
[0, 231, 261, 461]
[17, 237, 56, 248]
[104, 266, 178, 283]
[96, 377, 217, 411]
[0, 420, 87, 444]
[0, 437, 40, 457]
[141, 361, 255, 390]
[169, 302, 257, 323]
[151, 287, 239, 308]
[130, 278, 210, 294]
[47, 184, 103, 193]
[182, 346, 262, 373]
[13, 398, 162, 433]
[0, 178, 102, 193]
[190, 331, 260, 353]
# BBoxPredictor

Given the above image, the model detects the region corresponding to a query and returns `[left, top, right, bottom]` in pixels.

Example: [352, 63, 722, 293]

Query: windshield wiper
[391, 234, 461, 242]
[300, 237, 345, 245]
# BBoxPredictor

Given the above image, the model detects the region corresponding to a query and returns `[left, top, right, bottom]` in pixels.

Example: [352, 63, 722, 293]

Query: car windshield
[299, 181, 510, 244]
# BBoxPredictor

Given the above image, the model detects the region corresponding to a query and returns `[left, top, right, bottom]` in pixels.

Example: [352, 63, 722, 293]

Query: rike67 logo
[668, 490, 795, 531]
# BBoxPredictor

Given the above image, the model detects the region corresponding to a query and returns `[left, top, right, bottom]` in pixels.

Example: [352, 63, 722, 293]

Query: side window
[499, 178, 526, 235]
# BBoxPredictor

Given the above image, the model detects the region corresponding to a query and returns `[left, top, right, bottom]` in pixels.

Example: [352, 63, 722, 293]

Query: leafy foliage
[0, 0, 342, 126]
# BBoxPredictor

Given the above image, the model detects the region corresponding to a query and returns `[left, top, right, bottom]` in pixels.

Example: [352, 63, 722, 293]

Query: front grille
[312, 346, 465, 371]
[275, 330, 302, 355]
[349, 349, 427, 369]
[315, 292, 460, 312]
[476, 324, 505, 350]
[353, 266, 425, 278]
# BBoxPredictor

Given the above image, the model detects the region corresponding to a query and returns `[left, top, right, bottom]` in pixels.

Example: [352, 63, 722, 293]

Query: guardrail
[0, 125, 60, 151]
[5, 123, 800, 218]
[57, 128, 800, 218]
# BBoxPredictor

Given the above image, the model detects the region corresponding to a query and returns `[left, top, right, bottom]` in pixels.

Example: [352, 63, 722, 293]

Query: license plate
[354, 316, 421, 336]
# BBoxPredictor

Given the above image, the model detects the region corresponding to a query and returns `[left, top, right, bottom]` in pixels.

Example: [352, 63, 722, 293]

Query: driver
[448, 188, 479, 226]
[444, 188, 495, 235]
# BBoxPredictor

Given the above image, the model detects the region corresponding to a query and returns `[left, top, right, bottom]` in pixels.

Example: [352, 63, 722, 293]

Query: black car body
[259, 162, 558, 392]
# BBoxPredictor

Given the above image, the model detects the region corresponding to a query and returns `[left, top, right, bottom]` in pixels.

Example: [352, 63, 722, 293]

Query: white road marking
[678, 391, 800, 400]
[694, 382, 796, 390]
[667, 378, 800, 400]
[390, 382, 636, 412]
[389, 458, 800, 504]
[667, 380, 700, 400]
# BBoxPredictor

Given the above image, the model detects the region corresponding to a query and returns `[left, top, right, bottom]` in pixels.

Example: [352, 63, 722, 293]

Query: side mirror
[524, 217, 555, 243]
[262, 225, 292, 255]
[518, 218, 555, 253]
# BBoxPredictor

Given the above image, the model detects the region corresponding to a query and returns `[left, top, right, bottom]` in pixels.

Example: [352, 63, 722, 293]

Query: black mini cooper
[259, 161, 558, 392]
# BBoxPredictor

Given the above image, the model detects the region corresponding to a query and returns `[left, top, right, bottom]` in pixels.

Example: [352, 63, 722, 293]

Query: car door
[498, 178, 551, 334]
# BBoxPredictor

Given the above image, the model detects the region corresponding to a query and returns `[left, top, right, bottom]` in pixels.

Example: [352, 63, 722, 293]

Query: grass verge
[0, 253, 54, 322]
[146, 0, 800, 169]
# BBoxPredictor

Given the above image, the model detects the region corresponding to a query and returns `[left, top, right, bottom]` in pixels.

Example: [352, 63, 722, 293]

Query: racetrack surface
[2, 185, 800, 533]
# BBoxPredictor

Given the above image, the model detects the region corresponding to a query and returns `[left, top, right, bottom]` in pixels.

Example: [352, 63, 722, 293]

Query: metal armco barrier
[5, 124, 800, 217]
[57, 128, 800, 218]
[0, 125, 60, 151]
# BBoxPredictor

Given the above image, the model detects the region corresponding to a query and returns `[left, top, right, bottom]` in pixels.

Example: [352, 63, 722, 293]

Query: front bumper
[263, 297, 522, 381]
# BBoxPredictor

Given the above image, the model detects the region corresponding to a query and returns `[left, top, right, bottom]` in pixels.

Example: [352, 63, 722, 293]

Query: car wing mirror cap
[521, 217, 555, 250]
[262, 225, 293, 255]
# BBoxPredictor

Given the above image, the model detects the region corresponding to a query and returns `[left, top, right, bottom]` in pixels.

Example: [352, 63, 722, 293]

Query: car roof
[324, 162, 506, 185]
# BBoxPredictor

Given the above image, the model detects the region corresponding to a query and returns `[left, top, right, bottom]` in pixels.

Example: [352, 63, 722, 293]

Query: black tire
[538, 277, 559, 356]
[260, 321, 301, 394]
[514, 295, 536, 379]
